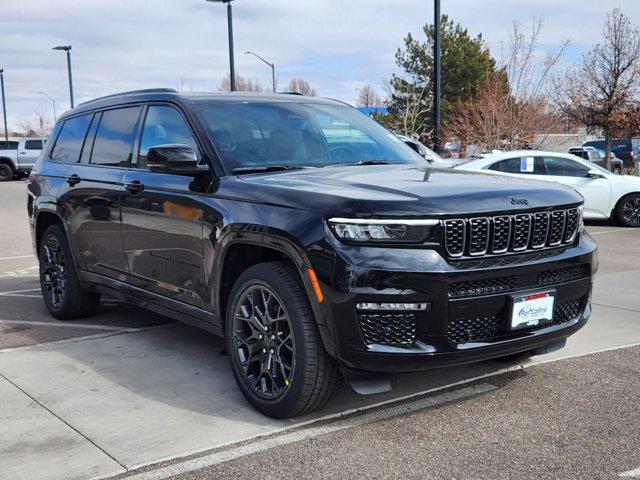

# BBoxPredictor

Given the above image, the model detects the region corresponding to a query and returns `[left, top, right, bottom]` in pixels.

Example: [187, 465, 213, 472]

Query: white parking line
[0, 254, 34, 261]
[0, 319, 138, 332]
[0, 288, 41, 294]
[620, 467, 640, 478]
[110, 384, 496, 480]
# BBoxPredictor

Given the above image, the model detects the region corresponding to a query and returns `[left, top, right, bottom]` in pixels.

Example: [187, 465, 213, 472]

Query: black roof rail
[77, 88, 178, 107]
[279, 91, 304, 96]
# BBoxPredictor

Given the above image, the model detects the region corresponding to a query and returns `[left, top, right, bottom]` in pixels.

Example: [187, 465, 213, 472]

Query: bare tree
[217, 74, 264, 92]
[286, 78, 317, 96]
[17, 110, 53, 137]
[177, 78, 194, 92]
[556, 8, 640, 168]
[356, 84, 383, 107]
[444, 18, 568, 153]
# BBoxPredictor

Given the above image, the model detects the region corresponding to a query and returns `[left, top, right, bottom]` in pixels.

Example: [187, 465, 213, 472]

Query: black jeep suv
[28, 89, 596, 418]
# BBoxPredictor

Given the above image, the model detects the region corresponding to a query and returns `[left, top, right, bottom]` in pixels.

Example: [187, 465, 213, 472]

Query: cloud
[1, 0, 637, 129]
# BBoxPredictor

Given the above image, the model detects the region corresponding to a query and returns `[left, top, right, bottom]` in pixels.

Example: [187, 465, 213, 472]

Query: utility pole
[0, 69, 8, 143]
[207, 0, 236, 91]
[433, 0, 442, 153]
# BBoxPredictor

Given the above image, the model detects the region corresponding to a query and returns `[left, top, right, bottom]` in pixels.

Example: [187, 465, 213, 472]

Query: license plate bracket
[509, 290, 557, 330]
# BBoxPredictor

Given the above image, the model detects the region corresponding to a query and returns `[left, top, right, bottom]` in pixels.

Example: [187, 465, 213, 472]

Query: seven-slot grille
[443, 207, 581, 258]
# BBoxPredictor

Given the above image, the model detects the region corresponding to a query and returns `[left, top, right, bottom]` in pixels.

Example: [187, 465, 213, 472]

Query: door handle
[125, 180, 145, 195]
[66, 174, 81, 186]
[19, 152, 26, 155]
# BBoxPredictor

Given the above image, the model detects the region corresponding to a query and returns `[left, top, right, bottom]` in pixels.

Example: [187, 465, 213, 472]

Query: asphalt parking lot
[1, 179, 640, 480]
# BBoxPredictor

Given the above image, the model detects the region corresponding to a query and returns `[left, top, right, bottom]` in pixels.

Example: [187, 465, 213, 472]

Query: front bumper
[313, 232, 596, 373]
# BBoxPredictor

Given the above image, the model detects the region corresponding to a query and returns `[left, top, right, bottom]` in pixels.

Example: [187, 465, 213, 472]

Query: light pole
[52, 45, 74, 108]
[207, 0, 236, 91]
[433, 0, 442, 153]
[245, 51, 276, 92]
[0, 69, 7, 143]
[38, 91, 57, 122]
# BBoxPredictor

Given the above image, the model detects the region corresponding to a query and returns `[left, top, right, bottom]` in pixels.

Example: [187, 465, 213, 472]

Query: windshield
[198, 101, 421, 171]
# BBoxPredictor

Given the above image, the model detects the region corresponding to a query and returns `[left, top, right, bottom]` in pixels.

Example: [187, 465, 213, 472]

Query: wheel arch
[213, 228, 329, 334]
[35, 209, 66, 252]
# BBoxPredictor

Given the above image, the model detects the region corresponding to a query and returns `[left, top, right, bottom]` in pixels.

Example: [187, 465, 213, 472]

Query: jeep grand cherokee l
[27, 89, 596, 418]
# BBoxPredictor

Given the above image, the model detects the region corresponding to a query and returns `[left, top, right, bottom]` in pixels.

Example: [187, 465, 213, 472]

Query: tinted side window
[542, 157, 590, 177]
[90, 107, 141, 167]
[138, 105, 198, 168]
[25, 140, 43, 150]
[51, 115, 92, 163]
[489, 157, 536, 174]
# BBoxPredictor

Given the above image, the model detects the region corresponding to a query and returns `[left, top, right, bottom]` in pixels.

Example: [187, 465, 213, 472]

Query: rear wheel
[225, 262, 341, 418]
[39, 224, 101, 319]
[0, 163, 13, 181]
[615, 193, 640, 227]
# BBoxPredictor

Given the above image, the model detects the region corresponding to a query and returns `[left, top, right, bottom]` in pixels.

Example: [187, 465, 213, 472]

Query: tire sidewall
[225, 266, 316, 417]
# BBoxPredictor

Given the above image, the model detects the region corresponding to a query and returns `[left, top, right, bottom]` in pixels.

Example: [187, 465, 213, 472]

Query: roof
[61, 89, 344, 120]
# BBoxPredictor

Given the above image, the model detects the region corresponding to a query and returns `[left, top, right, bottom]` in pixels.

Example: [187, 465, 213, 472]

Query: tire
[225, 261, 341, 418]
[614, 193, 640, 227]
[0, 163, 13, 181]
[612, 166, 622, 175]
[39, 224, 101, 320]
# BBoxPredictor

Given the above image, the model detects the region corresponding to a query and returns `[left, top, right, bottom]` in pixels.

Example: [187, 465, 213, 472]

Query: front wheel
[615, 193, 640, 227]
[225, 262, 341, 418]
[0, 163, 14, 181]
[612, 166, 622, 175]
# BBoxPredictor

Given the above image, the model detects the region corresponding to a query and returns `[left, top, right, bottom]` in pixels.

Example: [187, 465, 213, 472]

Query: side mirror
[146, 144, 205, 175]
[586, 169, 605, 179]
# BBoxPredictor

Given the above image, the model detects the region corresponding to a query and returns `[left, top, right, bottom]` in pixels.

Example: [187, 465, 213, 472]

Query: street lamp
[245, 51, 276, 93]
[0, 69, 7, 143]
[52, 45, 74, 108]
[38, 91, 57, 122]
[206, 0, 236, 91]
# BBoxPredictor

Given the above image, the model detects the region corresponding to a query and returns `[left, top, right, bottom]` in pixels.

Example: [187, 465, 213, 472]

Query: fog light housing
[356, 302, 430, 311]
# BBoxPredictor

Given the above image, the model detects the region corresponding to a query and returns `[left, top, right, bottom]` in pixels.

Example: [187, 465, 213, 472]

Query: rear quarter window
[90, 107, 141, 167]
[51, 115, 93, 163]
[24, 140, 43, 150]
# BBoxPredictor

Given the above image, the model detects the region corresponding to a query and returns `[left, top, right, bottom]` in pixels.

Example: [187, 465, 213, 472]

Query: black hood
[232, 164, 583, 216]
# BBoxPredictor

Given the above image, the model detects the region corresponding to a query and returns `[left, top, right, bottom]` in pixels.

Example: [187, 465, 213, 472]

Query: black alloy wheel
[232, 284, 295, 399]
[41, 235, 66, 309]
[225, 262, 341, 418]
[616, 193, 640, 227]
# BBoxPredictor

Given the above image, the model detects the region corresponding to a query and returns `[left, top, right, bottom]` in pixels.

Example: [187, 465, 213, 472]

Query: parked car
[568, 146, 623, 174]
[0, 137, 46, 181]
[458, 150, 640, 226]
[28, 89, 595, 418]
[583, 138, 640, 168]
[396, 134, 455, 167]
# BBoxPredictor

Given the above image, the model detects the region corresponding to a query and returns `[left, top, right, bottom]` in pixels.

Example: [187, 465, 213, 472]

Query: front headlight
[327, 217, 438, 244]
[578, 205, 585, 232]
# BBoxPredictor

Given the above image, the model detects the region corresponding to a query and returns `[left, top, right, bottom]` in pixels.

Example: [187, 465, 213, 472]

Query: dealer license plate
[510, 291, 556, 330]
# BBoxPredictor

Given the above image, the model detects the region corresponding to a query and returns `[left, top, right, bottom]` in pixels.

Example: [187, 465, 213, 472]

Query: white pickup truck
[0, 137, 46, 181]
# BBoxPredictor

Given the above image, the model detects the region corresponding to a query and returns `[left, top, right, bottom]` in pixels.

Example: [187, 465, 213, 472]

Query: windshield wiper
[232, 165, 308, 175]
[353, 160, 400, 166]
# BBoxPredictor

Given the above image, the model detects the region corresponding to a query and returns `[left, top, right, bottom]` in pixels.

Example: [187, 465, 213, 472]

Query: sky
[1, 0, 639, 131]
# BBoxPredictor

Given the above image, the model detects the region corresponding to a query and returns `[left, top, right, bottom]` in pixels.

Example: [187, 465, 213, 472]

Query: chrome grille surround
[441, 207, 581, 258]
